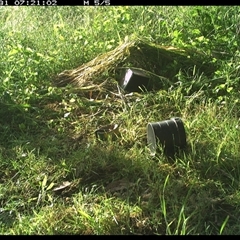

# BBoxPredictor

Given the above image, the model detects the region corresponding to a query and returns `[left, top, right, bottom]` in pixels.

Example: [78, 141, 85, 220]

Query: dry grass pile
[54, 38, 136, 88]
[54, 37, 216, 93]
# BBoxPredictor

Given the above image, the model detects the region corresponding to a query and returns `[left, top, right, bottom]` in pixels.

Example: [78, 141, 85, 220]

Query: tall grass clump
[0, 6, 240, 235]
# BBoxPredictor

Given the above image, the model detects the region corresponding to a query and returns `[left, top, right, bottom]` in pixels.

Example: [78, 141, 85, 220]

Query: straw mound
[54, 38, 216, 91]
[54, 38, 135, 88]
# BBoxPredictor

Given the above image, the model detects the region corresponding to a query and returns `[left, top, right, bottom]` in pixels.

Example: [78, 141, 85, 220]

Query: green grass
[1, 6, 240, 235]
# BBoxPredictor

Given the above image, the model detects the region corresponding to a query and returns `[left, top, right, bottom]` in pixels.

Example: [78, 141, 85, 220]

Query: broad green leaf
[8, 49, 18, 56]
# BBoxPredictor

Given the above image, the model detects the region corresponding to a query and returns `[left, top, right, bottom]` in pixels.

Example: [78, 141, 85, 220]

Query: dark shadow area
[0, 100, 239, 234]
[0, 209, 17, 229]
[125, 42, 217, 79]
[178, 141, 240, 234]
[0, 83, 239, 234]
[0, 91, 62, 149]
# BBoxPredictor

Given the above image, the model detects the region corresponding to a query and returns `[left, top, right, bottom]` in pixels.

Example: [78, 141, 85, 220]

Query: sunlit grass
[0, 6, 240, 235]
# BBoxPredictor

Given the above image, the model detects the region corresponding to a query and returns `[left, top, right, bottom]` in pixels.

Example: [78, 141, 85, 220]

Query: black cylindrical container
[147, 117, 186, 156]
[118, 68, 151, 92]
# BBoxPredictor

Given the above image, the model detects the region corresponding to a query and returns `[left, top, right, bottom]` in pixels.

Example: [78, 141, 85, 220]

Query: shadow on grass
[0, 116, 238, 234]
[1, 94, 239, 234]
[180, 141, 240, 234]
